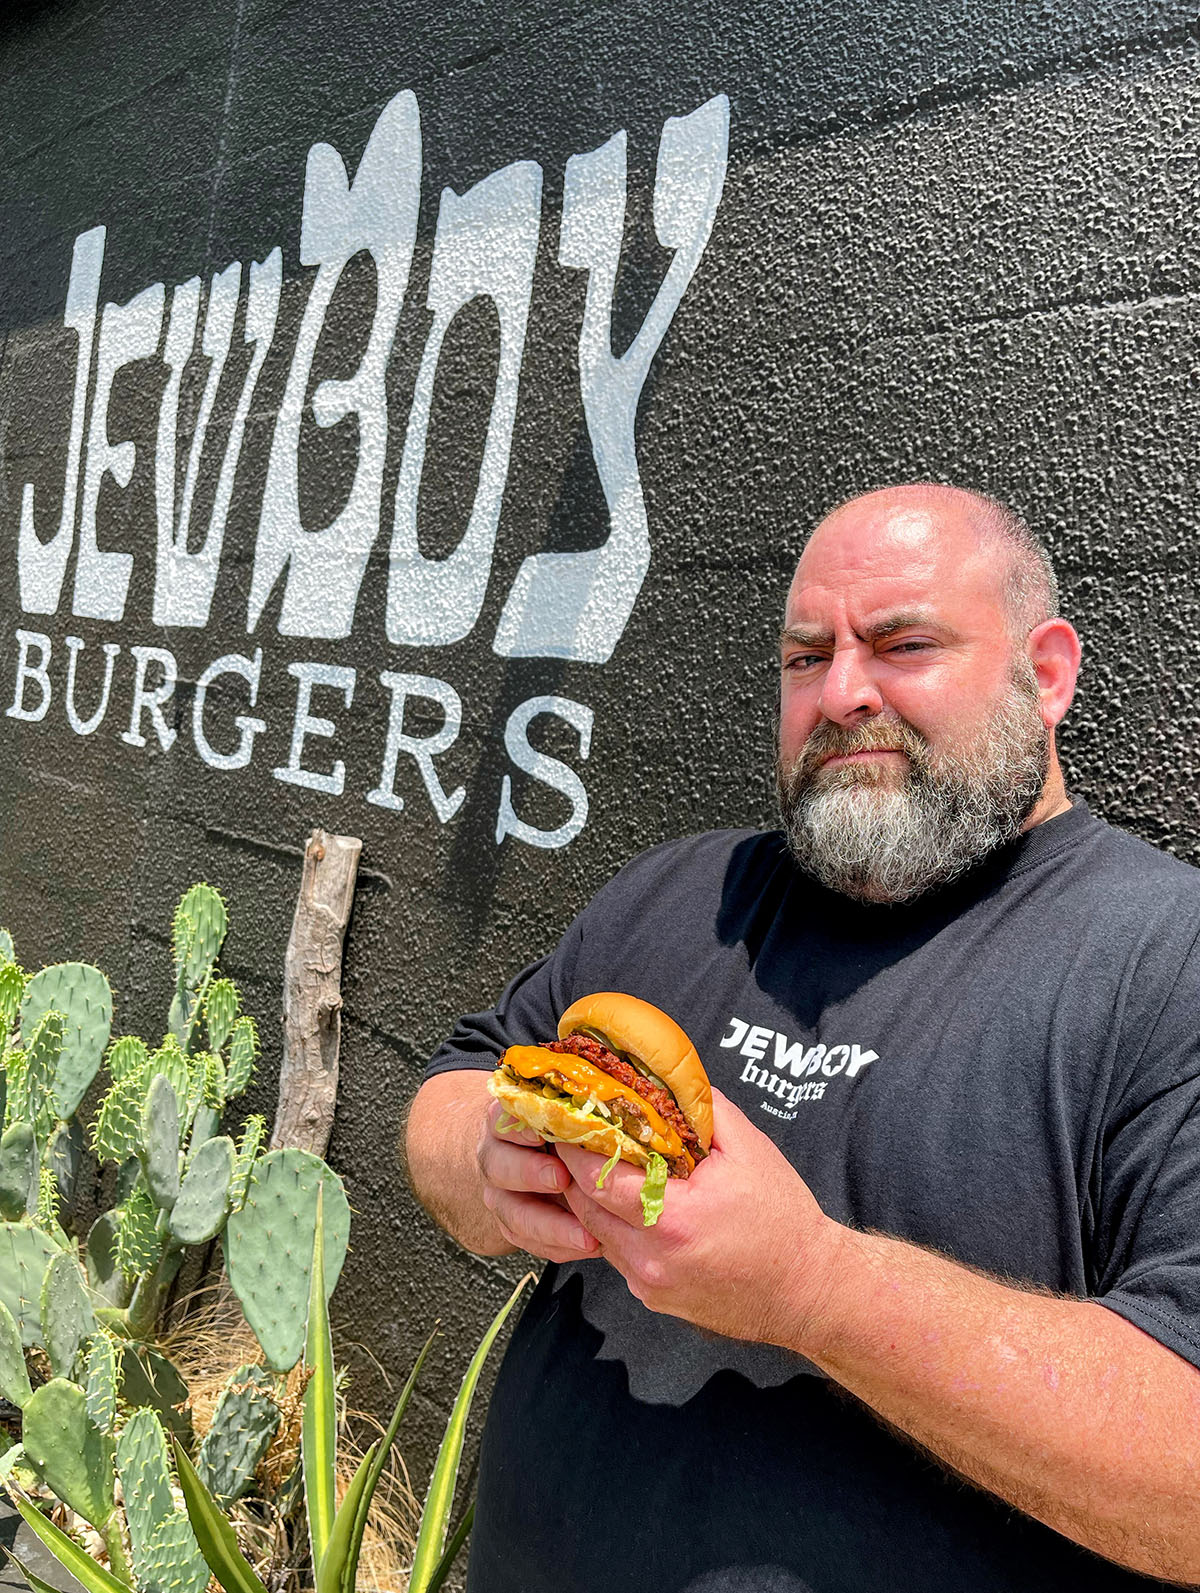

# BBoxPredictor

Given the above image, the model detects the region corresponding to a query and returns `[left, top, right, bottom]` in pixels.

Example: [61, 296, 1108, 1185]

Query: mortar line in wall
[205, 0, 246, 273]
[740, 18, 1200, 149]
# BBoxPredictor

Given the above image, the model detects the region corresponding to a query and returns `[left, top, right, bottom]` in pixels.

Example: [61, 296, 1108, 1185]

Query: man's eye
[783, 654, 824, 671]
[886, 640, 933, 655]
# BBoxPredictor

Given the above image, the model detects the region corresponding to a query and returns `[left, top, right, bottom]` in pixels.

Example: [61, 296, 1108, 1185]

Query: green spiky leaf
[94, 1065, 152, 1164]
[107, 1036, 150, 1084]
[225, 1016, 258, 1098]
[204, 980, 239, 1055]
[85, 1332, 120, 1434]
[229, 1115, 266, 1211]
[117, 1184, 161, 1278]
[22, 1377, 116, 1530]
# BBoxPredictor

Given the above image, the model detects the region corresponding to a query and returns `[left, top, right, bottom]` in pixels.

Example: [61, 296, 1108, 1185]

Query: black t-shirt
[425, 803, 1200, 1592]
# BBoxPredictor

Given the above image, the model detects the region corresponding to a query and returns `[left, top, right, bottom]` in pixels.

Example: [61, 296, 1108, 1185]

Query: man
[406, 484, 1200, 1591]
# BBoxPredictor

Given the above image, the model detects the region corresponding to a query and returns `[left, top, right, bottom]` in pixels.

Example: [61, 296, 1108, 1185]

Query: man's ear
[1026, 618, 1081, 728]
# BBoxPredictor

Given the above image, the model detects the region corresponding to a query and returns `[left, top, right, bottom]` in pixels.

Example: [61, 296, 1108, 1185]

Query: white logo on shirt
[719, 1015, 877, 1118]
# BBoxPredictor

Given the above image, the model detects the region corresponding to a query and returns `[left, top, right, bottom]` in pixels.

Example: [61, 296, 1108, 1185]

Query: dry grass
[161, 1286, 419, 1593]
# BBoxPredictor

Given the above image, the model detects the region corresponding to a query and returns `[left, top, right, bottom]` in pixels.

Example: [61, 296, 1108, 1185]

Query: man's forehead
[786, 498, 1005, 616]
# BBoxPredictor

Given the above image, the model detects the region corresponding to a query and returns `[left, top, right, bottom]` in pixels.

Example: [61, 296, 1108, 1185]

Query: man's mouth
[820, 748, 906, 767]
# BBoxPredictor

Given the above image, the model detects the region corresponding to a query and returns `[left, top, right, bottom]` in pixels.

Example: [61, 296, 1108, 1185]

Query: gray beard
[775, 676, 1050, 904]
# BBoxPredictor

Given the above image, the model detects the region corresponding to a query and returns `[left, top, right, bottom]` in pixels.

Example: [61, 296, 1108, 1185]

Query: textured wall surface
[1, 0, 1199, 1484]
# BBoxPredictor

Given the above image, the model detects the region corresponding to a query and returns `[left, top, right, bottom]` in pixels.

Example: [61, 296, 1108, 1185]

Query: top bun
[557, 992, 713, 1153]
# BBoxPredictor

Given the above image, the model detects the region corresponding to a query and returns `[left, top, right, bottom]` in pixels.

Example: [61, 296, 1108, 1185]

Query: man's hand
[478, 1101, 602, 1264]
[555, 1087, 839, 1345]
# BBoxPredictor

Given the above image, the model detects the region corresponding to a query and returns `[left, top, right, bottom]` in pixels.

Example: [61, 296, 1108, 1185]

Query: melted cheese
[502, 1045, 684, 1159]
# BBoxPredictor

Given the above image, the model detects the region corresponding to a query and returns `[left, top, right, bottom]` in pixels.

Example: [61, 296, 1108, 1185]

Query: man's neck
[1022, 749, 1071, 831]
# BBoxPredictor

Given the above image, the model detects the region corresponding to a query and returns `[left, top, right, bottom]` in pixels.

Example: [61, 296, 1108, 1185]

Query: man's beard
[775, 670, 1050, 904]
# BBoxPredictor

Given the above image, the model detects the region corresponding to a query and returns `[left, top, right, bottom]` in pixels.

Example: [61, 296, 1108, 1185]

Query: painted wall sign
[8, 89, 730, 849]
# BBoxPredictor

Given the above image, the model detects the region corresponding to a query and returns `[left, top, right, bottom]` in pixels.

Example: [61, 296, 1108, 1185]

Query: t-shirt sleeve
[423, 912, 587, 1081]
[1090, 930, 1200, 1371]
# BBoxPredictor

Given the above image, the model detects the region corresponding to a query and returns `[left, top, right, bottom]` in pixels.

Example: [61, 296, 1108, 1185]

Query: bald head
[805, 484, 1059, 638]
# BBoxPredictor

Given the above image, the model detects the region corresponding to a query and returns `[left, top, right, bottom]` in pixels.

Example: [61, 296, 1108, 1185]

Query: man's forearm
[791, 1225, 1200, 1583]
[403, 1072, 514, 1257]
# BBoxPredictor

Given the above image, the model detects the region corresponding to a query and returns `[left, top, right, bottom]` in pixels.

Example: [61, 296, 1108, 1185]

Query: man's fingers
[556, 1144, 646, 1227]
[483, 1098, 544, 1148]
[480, 1134, 570, 1196]
[707, 1084, 763, 1154]
[486, 1188, 601, 1261]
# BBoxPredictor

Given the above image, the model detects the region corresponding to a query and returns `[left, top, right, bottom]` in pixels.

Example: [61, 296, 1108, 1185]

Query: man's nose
[818, 647, 884, 725]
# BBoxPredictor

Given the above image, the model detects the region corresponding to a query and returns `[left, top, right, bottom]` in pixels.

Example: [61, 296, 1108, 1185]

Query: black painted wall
[2, 0, 1199, 1479]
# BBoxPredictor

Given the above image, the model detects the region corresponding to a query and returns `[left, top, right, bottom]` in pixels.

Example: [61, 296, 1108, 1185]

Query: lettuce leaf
[639, 1152, 669, 1227]
[593, 1147, 622, 1190]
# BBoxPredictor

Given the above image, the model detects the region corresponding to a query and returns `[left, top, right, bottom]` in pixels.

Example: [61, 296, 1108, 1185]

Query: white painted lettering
[739, 1058, 768, 1088]
[74, 281, 166, 621]
[7, 631, 53, 722]
[495, 695, 592, 849]
[251, 92, 421, 639]
[64, 636, 120, 736]
[366, 673, 466, 823]
[19, 227, 106, 615]
[494, 94, 729, 661]
[122, 645, 177, 750]
[192, 650, 267, 771]
[803, 1044, 826, 1076]
[720, 1017, 748, 1048]
[272, 663, 356, 794]
[388, 160, 542, 646]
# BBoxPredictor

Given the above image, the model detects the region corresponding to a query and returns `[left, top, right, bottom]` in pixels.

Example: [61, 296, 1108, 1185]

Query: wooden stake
[271, 829, 362, 1156]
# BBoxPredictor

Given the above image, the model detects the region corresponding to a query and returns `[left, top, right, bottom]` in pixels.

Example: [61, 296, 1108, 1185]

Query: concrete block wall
[1, 0, 1198, 1481]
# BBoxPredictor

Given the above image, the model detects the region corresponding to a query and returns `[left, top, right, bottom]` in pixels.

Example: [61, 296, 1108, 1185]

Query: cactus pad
[86, 1210, 124, 1303]
[225, 1015, 259, 1098]
[0, 960, 25, 1036]
[0, 1296, 31, 1407]
[20, 962, 112, 1119]
[136, 1512, 212, 1593]
[85, 1332, 120, 1434]
[108, 1035, 150, 1083]
[229, 1116, 266, 1211]
[93, 1063, 152, 1163]
[48, 1118, 83, 1211]
[204, 979, 239, 1054]
[201, 1053, 226, 1110]
[168, 1136, 234, 1244]
[41, 1250, 96, 1377]
[23, 1376, 115, 1529]
[141, 1075, 181, 1209]
[34, 1166, 64, 1235]
[196, 1363, 280, 1505]
[23, 1008, 63, 1144]
[3, 1049, 26, 1130]
[0, 1122, 36, 1221]
[0, 1222, 57, 1345]
[175, 884, 228, 990]
[117, 1407, 175, 1557]
[118, 1183, 162, 1278]
[224, 1149, 350, 1372]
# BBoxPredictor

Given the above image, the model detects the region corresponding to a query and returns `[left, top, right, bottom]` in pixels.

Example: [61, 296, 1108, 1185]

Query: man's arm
[556, 1091, 1200, 1585]
[404, 1071, 601, 1263]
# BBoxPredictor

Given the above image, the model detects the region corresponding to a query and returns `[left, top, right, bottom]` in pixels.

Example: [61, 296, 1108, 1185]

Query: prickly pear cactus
[168, 1136, 234, 1244]
[23, 1008, 64, 1145]
[85, 1332, 120, 1434]
[20, 961, 112, 1118]
[168, 884, 228, 1044]
[22, 1377, 115, 1530]
[48, 1118, 83, 1210]
[204, 979, 239, 1054]
[0, 1221, 58, 1345]
[0, 960, 25, 1038]
[40, 1249, 96, 1377]
[93, 1063, 153, 1163]
[117, 1407, 174, 1556]
[107, 1035, 150, 1083]
[225, 1015, 259, 1098]
[116, 1407, 210, 1593]
[0, 1297, 31, 1407]
[117, 1184, 162, 1278]
[0, 1122, 37, 1221]
[229, 1115, 266, 1211]
[224, 1149, 350, 1372]
[196, 1363, 280, 1506]
[140, 1075, 181, 1209]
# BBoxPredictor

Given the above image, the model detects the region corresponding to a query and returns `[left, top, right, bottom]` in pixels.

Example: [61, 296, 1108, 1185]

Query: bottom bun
[489, 1073, 657, 1170]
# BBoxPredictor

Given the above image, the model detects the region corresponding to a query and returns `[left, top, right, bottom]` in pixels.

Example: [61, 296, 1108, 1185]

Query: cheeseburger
[488, 992, 713, 1224]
